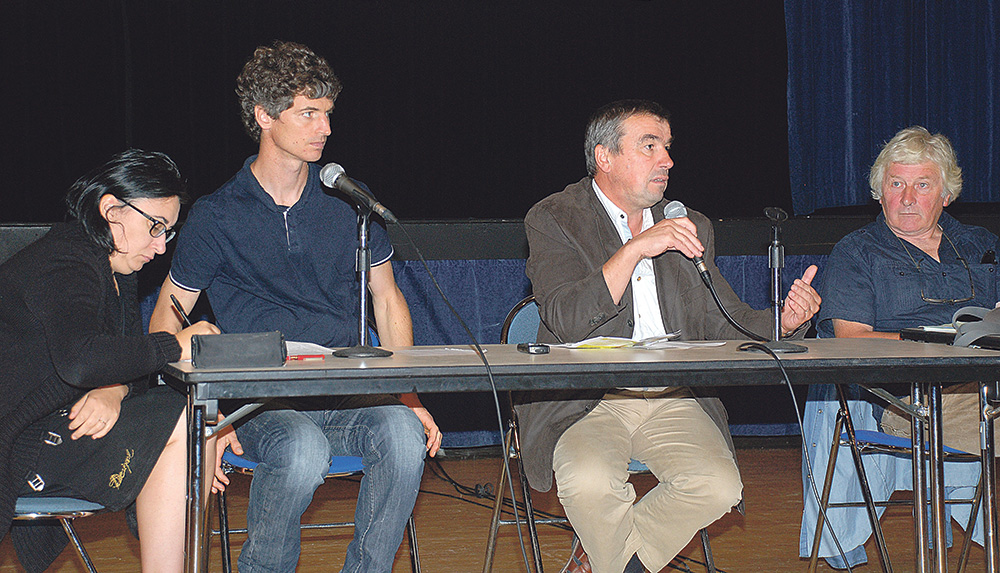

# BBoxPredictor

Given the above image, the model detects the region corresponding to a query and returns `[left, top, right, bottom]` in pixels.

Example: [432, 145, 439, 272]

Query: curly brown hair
[236, 40, 343, 142]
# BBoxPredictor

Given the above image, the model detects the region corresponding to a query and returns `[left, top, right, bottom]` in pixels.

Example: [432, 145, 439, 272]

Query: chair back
[500, 295, 539, 344]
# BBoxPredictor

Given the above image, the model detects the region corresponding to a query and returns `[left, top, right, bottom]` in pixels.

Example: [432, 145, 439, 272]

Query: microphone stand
[762, 207, 806, 353]
[333, 209, 393, 358]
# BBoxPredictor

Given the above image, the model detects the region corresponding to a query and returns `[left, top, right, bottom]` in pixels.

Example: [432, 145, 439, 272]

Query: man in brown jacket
[517, 100, 820, 573]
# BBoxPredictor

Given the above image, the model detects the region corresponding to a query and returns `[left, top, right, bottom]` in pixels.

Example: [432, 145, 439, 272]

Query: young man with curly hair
[150, 41, 440, 573]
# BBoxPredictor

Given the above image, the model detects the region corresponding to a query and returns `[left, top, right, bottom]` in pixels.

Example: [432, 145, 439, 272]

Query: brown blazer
[516, 177, 782, 492]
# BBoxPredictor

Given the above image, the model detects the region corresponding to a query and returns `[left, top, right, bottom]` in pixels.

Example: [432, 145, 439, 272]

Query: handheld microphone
[662, 200, 768, 344]
[319, 163, 398, 223]
[662, 200, 712, 285]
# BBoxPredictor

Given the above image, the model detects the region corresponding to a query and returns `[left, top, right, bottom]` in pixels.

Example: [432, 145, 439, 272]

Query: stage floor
[1, 441, 991, 572]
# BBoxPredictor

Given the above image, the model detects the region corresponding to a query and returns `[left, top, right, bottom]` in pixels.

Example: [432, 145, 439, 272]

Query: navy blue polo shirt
[817, 211, 999, 338]
[169, 156, 393, 347]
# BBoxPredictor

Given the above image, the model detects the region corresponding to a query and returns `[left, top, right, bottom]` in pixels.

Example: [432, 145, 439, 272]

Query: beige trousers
[552, 392, 743, 573]
[880, 382, 999, 456]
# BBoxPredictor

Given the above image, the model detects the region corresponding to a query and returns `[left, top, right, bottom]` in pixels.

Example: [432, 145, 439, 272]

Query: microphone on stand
[319, 162, 394, 359]
[662, 200, 712, 286]
[319, 163, 398, 223]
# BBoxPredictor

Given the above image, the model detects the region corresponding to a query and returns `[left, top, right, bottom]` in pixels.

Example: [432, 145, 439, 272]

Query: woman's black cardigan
[0, 223, 180, 571]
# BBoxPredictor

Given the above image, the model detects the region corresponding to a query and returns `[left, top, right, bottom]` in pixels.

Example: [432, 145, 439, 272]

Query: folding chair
[483, 295, 716, 573]
[213, 326, 420, 573]
[806, 383, 982, 573]
[13, 496, 105, 573]
[215, 453, 420, 572]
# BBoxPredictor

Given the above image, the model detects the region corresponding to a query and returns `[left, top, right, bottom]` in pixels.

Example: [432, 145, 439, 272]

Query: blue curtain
[786, 2, 1000, 215]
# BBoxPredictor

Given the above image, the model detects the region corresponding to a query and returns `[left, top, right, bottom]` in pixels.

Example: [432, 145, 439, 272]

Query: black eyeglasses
[914, 255, 975, 304]
[897, 231, 975, 304]
[120, 200, 176, 242]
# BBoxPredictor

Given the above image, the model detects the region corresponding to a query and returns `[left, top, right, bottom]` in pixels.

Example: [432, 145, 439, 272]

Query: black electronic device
[517, 343, 550, 354]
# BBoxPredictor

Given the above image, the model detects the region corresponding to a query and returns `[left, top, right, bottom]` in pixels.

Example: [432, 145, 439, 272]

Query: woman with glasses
[801, 126, 1000, 568]
[0, 149, 221, 572]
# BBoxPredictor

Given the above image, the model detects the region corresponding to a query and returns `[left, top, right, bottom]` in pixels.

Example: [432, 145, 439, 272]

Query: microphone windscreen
[764, 207, 788, 223]
[319, 163, 346, 188]
[662, 200, 688, 220]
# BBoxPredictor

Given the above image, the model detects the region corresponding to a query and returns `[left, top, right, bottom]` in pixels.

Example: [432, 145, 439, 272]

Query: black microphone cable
[737, 342, 854, 572]
[682, 206, 846, 563]
[702, 272, 769, 342]
[390, 221, 535, 572]
[327, 169, 534, 568]
[661, 201, 767, 342]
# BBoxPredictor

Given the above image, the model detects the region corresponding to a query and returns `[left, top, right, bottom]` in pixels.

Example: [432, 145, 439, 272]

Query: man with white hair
[817, 125, 999, 452]
[803, 126, 1000, 568]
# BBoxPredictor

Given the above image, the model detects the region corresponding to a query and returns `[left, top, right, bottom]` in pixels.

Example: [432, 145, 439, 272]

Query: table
[163, 338, 1000, 573]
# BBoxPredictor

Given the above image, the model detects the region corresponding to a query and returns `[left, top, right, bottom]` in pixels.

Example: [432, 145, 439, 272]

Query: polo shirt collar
[236, 155, 319, 212]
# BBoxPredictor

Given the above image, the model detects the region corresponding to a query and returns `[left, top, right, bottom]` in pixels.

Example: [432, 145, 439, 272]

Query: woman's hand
[68, 384, 128, 440]
[175, 321, 222, 360]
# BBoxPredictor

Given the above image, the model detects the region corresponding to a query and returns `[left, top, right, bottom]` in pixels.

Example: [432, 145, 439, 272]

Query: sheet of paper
[638, 340, 726, 349]
[917, 325, 957, 334]
[553, 336, 636, 349]
[552, 333, 720, 350]
[286, 341, 334, 356]
[286, 342, 482, 358]
[633, 331, 683, 347]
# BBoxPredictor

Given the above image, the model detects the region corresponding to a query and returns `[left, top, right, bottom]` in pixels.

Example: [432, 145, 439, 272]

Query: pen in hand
[170, 294, 194, 328]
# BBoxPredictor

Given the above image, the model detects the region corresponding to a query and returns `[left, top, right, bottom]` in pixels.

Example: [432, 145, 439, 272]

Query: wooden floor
[1, 442, 991, 572]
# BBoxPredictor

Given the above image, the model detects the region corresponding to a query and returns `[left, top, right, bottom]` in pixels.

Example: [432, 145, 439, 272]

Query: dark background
[1, 1, 791, 223]
[6, 2, 1000, 438]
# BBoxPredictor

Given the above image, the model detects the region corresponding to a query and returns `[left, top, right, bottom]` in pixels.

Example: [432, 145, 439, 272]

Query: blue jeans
[233, 402, 426, 573]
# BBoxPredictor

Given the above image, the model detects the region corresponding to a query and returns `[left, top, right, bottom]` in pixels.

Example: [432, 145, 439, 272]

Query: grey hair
[869, 126, 963, 201]
[584, 100, 670, 176]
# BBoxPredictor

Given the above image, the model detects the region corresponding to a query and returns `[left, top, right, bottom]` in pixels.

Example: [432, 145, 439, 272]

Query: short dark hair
[236, 40, 343, 142]
[65, 149, 187, 254]
[584, 100, 671, 175]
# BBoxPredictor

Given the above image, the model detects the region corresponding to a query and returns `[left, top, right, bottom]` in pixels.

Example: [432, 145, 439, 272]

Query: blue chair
[214, 326, 421, 573]
[501, 294, 541, 348]
[804, 385, 982, 572]
[216, 453, 420, 572]
[483, 295, 716, 573]
[13, 496, 105, 572]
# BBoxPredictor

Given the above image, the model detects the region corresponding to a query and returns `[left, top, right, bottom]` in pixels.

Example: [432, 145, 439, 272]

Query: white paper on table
[551, 336, 634, 349]
[285, 342, 483, 358]
[637, 340, 726, 350]
[551, 331, 686, 349]
[286, 341, 335, 356]
[915, 324, 957, 334]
